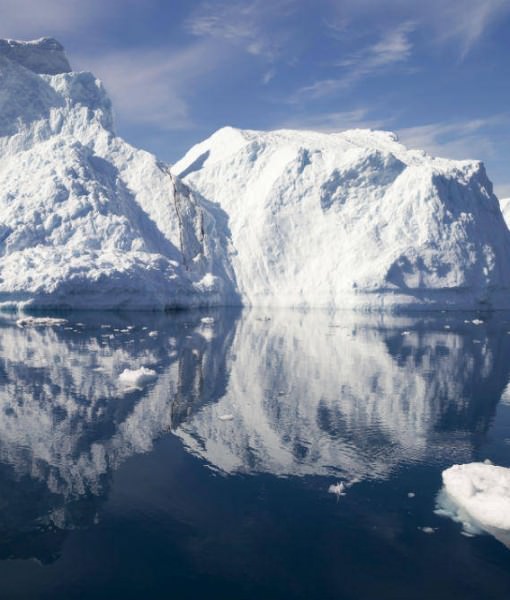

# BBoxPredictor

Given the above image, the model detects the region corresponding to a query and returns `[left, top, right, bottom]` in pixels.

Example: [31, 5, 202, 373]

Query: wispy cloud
[325, 0, 510, 58]
[0, 0, 129, 39]
[277, 108, 388, 132]
[75, 41, 225, 131]
[290, 22, 414, 102]
[185, 0, 296, 62]
[397, 115, 510, 160]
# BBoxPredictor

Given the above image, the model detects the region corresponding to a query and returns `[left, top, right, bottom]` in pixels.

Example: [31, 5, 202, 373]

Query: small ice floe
[444, 325, 451, 330]
[435, 462, 510, 548]
[16, 316, 67, 328]
[419, 526, 436, 534]
[100, 324, 111, 329]
[200, 316, 215, 325]
[472, 319, 484, 325]
[218, 414, 234, 421]
[401, 331, 410, 336]
[148, 331, 158, 338]
[328, 482, 346, 498]
[118, 367, 157, 387]
[408, 492, 416, 498]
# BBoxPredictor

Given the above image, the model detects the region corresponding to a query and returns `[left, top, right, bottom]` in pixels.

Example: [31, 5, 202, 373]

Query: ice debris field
[1, 37, 510, 312]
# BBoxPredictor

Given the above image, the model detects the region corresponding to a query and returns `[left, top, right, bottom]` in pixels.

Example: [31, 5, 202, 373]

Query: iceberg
[500, 197, 510, 229]
[436, 462, 510, 547]
[0, 38, 237, 310]
[175, 127, 510, 310]
[2, 37, 510, 311]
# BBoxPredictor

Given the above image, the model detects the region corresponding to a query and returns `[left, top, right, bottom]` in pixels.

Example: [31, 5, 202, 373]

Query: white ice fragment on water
[472, 319, 484, 325]
[401, 331, 410, 336]
[484, 459, 493, 465]
[148, 331, 158, 337]
[444, 325, 451, 329]
[218, 414, 234, 421]
[419, 526, 436, 534]
[16, 316, 67, 327]
[200, 317, 215, 325]
[328, 482, 346, 497]
[408, 492, 416, 498]
[118, 367, 157, 387]
[436, 462, 510, 548]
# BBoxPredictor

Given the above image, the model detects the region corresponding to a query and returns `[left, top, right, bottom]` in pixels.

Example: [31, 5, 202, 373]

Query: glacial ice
[0, 37, 236, 311]
[118, 367, 157, 387]
[175, 127, 510, 310]
[1, 36, 510, 311]
[436, 462, 510, 547]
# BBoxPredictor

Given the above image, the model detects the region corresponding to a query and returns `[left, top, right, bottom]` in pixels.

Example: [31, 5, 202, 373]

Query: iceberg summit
[2, 37, 510, 311]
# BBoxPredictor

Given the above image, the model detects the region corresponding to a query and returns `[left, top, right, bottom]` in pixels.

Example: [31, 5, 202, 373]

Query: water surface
[0, 309, 509, 599]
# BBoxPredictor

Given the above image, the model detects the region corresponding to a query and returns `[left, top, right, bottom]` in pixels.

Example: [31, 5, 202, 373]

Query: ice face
[0, 37, 72, 75]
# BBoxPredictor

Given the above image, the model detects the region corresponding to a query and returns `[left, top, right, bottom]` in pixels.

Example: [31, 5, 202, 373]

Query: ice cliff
[0, 38, 237, 310]
[175, 127, 510, 310]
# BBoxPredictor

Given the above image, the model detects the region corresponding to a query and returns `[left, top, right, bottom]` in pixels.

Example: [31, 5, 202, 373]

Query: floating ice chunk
[401, 331, 410, 336]
[118, 367, 157, 387]
[419, 526, 436, 534]
[472, 319, 484, 325]
[436, 462, 510, 548]
[408, 492, 416, 498]
[444, 325, 451, 329]
[328, 482, 346, 497]
[16, 316, 67, 327]
[200, 317, 215, 325]
[218, 414, 234, 421]
[148, 331, 158, 338]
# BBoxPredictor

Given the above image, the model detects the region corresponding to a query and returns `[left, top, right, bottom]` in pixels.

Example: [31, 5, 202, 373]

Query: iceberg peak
[0, 37, 71, 75]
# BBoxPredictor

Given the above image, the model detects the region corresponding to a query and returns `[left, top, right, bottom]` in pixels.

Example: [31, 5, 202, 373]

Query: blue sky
[1, 0, 509, 196]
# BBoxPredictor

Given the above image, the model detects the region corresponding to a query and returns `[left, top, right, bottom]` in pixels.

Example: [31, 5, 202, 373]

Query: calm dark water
[0, 308, 509, 599]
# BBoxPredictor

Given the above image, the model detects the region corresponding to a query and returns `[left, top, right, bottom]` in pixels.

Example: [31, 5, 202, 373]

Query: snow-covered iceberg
[436, 462, 510, 547]
[0, 38, 237, 310]
[500, 198, 510, 229]
[175, 127, 510, 310]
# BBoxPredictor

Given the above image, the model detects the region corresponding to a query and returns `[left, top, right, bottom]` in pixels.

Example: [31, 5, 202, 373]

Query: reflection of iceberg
[0, 311, 238, 560]
[175, 311, 508, 480]
[436, 463, 510, 548]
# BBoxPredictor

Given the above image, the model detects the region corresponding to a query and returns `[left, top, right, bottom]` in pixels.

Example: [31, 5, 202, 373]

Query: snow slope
[0, 38, 237, 310]
[175, 127, 510, 310]
[500, 198, 510, 229]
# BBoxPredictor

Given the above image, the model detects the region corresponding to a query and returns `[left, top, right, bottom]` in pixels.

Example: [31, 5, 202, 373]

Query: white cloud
[276, 108, 388, 132]
[74, 41, 226, 131]
[290, 22, 414, 102]
[397, 116, 509, 160]
[326, 0, 510, 58]
[0, 0, 128, 39]
[185, 0, 295, 61]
